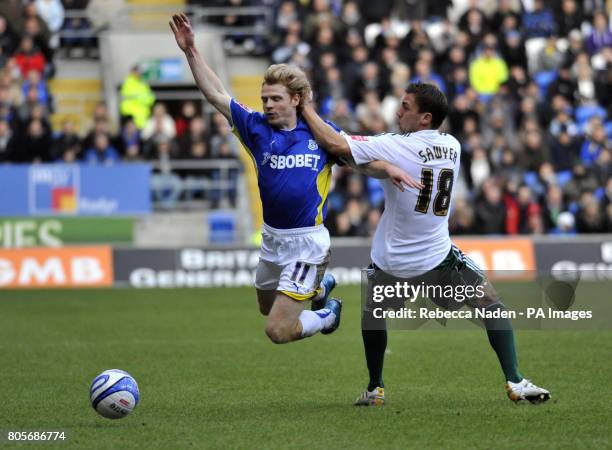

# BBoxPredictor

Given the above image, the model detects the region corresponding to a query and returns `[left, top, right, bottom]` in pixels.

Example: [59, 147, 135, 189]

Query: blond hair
[263, 64, 311, 106]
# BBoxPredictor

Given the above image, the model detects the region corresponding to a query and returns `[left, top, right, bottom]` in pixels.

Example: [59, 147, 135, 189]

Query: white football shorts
[255, 223, 331, 301]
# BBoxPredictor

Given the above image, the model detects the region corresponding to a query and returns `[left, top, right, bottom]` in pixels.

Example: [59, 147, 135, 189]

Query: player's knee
[265, 323, 292, 344]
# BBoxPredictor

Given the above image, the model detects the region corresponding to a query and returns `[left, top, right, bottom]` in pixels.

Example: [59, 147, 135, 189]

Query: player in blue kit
[170, 14, 419, 344]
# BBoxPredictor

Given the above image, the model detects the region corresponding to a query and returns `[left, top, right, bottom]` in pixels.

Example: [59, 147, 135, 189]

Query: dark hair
[405, 82, 448, 129]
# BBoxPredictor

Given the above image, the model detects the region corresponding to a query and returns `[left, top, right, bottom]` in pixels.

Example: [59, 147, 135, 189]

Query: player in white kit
[302, 82, 550, 405]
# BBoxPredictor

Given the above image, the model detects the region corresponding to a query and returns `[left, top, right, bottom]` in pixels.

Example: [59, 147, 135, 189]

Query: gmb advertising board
[0, 164, 151, 216]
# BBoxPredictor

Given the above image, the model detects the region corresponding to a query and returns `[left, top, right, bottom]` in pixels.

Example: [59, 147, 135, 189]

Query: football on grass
[90, 369, 140, 419]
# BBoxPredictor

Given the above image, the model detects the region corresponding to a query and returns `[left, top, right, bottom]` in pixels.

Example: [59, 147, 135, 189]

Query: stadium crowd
[1, 1, 611, 231]
[0, 0, 241, 209]
[267, 0, 612, 235]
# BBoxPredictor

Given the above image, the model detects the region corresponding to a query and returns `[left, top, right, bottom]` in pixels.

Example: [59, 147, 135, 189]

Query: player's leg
[355, 264, 388, 406]
[310, 252, 337, 311]
[455, 246, 550, 403]
[254, 259, 281, 316]
[265, 292, 341, 343]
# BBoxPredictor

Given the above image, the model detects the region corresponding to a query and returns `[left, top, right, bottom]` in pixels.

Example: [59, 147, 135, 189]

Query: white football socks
[299, 309, 336, 337]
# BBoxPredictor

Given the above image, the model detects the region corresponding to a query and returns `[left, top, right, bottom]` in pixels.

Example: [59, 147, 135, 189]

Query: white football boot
[505, 379, 550, 404]
[354, 387, 385, 406]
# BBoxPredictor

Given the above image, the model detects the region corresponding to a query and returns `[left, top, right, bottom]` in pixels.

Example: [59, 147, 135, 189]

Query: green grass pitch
[1, 285, 610, 449]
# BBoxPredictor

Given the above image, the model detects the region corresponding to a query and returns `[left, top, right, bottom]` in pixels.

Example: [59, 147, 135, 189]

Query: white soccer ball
[89, 369, 140, 419]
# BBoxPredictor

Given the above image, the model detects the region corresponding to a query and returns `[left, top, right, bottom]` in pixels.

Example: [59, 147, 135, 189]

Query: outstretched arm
[302, 102, 423, 191]
[170, 13, 232, 122]
[302, 103, 351, 157]
[341, 154, 423, 192]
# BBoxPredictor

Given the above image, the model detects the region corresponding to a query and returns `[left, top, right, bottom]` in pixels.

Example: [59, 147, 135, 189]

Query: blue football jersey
[230, 98, 338, 229]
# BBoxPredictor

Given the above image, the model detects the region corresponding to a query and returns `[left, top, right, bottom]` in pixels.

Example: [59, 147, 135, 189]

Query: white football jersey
[348, 130, 461, 277]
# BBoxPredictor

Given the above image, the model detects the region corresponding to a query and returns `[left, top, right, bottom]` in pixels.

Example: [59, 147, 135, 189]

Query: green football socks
[484, 304, 523, 383]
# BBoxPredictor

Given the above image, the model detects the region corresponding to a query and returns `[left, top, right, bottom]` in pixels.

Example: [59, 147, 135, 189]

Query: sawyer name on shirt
[418, 145, 458, 164]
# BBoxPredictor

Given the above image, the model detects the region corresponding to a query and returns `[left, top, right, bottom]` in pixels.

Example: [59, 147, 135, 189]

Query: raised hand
[169, 13, 195, 52]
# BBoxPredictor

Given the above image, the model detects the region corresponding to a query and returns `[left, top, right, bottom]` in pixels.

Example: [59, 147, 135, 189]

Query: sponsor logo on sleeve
[350, 135, 369, 141]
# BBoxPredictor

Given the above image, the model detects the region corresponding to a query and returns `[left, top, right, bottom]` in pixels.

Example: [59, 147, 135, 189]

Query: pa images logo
[29, 165, 79, 214]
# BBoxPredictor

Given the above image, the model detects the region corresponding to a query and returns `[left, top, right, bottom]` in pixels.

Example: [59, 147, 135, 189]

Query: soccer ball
[89, 369, 140, 419]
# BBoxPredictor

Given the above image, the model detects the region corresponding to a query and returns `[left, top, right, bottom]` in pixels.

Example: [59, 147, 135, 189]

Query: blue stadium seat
[367, 178, 384, 207]
[208, 211, 236, 244]
[523, 171, 540, 189]
[605, 120, 612, 139]
[534, 70, 557, 97]
[556, 170, 573, 187]
[575, 105, 607, 126]
[568, 202, 579, 214]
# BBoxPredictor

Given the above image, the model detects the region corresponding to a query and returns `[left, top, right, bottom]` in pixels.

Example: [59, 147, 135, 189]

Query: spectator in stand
[179, 115, 209, 158]
[210, 123, 238, 158]
[513, 185, 542, 234]
[35, 0, 64, 49]
[533, 35, 564, 73]
[21, 69, 50, 109]
[50, 118, 80, 161]
[475, 180, 507, 234]
[210, 140, 240, 208]
[0, 118, 16, 162]
[541, 184, 566, 232]
[118, 116, 141, 161]
[410, 58, 446, 95]
[490, 0, 521, 32]
[593, 150, 611, 184]
[141, 102, 176, 143]
[458, 0, 489, 51]
[274, 1, 298, 38]
[327, 98, 360, 134]
[586, 11, 612, 56]
[0, 15, 18, 56]
[21, 118, 52, 162]
[449, 198, 477, 235]
[120, 65, 155, 130]
[174, 101, 197, 139]
[576, 192, 608, 232]
[547, 65, 578, 104]
[83, 133, 120, 165]
[555, 0, 584, 37]
[501, 30, 528, 70]
[563, 163, 600, 203]
[0, 82, 19, 126]
[150, 135, 182, 209]
[521, 128, 550, 171]
[549, 123, 581, 171]
[0, 1, 23, 27]
[470, 147, 491, 189]
[522, 0, 555, 40]
[272, 30, 310, 65]
[14, 36, 46, 78]
[340, 1, 365, 36]
[580, 123, 610, 166]
[17, 89, 50, 129]
[469, 42, 509, 98]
